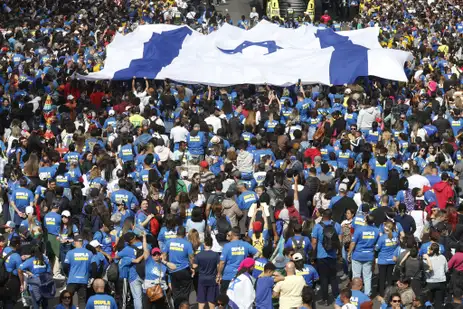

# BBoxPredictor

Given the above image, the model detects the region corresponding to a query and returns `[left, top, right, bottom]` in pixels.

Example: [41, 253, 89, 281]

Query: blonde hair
[383, 221, 394, 239]
[24, 153, 40, 176]
[188, 229, 201, 252]
[89, 166, 101, 180]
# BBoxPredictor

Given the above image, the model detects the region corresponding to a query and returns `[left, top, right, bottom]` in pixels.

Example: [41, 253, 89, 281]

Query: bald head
[93, 278, 106, 293]
[285, 261, 296, 275]
[351, 277, 363, 290]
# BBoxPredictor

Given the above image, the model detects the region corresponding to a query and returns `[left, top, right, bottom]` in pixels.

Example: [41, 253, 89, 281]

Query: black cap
[74, 235, 84, 242]
[361, 204, 371, 213]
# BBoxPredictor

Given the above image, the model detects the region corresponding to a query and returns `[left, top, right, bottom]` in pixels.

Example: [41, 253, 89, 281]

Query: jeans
[352, 260, 373, 296]
[31, 291, 49, 309]
[130, 276, 144, 309]
[341, 246, 348, 275]
[317, 258, 339, 301]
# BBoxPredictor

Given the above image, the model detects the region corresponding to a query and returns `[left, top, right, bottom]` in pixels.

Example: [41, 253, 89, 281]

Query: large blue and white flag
[79, 21, 413, 86]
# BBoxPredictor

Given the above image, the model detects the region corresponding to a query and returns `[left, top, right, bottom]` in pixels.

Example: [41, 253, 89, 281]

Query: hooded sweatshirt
[237, 150, 254, 174]
[222, 198, 243, 228]
[432, 181, 454, 209]
[357, 106, 380, 130]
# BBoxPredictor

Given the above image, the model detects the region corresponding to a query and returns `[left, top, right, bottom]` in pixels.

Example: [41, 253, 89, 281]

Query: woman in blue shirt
[56, 290, 76, 309]
[375, 221, 399, 297]
[19, 246, 52, 309]
[336, 142, 354, 170]
[59, 210, 80, 267]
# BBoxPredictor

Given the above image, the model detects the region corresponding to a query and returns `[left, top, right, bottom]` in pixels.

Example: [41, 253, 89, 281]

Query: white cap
[211, 136, 220, 144]
[67, 94, 75, 101]
[90, 240, 101, 248]
[108, 109, 115, 116]
[61, 210, 71, 217]
[339, 183, 348, 192]
[180, 171, 188, 179]
[344, 88, 352, 94]
[25, 206, 34, 215]
[403, 163, 410, 171]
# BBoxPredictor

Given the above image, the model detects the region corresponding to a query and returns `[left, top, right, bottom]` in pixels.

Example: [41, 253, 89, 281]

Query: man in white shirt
[204, 109, 222, 134]
[273, 262, 306, 309]
[407, 164, 430, 190]
[170, 120, 189, 148]
[132, 77, 151, 113]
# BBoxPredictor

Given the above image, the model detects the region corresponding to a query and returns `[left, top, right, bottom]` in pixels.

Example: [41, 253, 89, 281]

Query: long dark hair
[31, 245, 45, 266]
[59, 290, 74, 306]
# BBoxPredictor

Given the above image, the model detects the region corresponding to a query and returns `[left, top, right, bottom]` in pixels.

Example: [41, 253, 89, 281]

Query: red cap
[151, 248, 161, 255]
[252, 221, 263, 233]
[199, 161, 209, 168]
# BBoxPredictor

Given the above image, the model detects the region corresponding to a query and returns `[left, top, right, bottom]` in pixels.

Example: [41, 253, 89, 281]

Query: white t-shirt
[342, 303, 358, 309]
[170, 126, 189, 143]
[204, 115, 222, 134]
[407, 174, 431, 190]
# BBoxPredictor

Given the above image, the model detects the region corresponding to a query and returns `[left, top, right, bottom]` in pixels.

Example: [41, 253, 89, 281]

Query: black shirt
[194, 250, 220, 286]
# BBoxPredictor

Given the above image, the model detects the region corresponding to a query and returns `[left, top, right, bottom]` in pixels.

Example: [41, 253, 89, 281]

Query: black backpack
[106, 262, 119, 283]
[216, 216, 231, 242]
[292, 237, 305, 261]
[0, 251, 16, 285]
[322, 222, 340, 252]
[130, 245, 146, 280]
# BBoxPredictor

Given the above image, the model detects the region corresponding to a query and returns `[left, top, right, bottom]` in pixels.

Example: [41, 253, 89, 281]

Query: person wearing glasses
[379, 293, 403, 309]
[56, 290, 76, 309]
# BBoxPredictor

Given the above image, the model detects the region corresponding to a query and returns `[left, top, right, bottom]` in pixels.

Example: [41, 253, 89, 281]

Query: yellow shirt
[273, 275, 306, 309]
[129, 114, 145, 128]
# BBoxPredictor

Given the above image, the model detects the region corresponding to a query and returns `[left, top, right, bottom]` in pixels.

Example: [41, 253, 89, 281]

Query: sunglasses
[392, 300, 401, 303]
[63, 296, 72, 300]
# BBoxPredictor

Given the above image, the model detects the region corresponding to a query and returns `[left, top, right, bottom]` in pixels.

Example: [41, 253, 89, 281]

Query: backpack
[322, 221, 340, 252]
[0, 251, 15, 285]
[106, 262, 119, 282]
[150, 217, 160, 236]
[404, 190, 415, 212]
[215, 216, 231, 242]
[252, 233, 265, 256]
[130, 245, 146, 280]
[292, 237, 305, 260]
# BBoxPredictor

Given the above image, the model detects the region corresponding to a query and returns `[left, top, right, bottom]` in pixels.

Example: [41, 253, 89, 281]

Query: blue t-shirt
[12, 187, 34, 210]
[110, 189, 139, 210]
[93, 230, 113, 256]
[165, 237, 194, 272]
[119, 144, 135, 163]
[352, 225, 380, 262]
[255, 276, 274, 309]
[64, 247, 93, 284]
[158, 227, 178, 246]
[145, 255, 167, 281]
[311, 220, 342, 259]
[375, 232, 399, 265]
[419, 241, 445, 257]
[19, 257, 51, 277]
[295, 264, 319, 286]
[44, 211, 62, 235]
[252, 257, 268, 279]
[86, 294, 117, 309]
[284, 235, 312, 257]
[3, 247, 22, 276]
[335, 290, 370, 309]
[236, 191, 258, 210]
[220, 240, 258, 280]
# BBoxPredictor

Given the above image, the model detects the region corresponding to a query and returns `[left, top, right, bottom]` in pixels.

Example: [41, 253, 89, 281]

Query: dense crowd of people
[1, 0, 463, 308]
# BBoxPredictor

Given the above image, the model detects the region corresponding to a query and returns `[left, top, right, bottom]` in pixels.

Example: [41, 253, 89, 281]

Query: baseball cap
[199, 161, 209, 169]
[90, 240, 101, 248]
[402, 163, 410, 171]
[151, 247, 162, 255]
[252, 221, 263, 233]
[25, 206, 34, 215]
[180, 171, 189, 179]
[108, 109, 115, 116]
[193, 123, 200, 129]
[339, 183, 348, 192]
[67, 94, 74, 101]
[238, 258, 255, 271]
[74, 235, 84, 242]
[3, 221, 14, 228]
[62, 210, 71, 217]
[292, 253, 304, 261]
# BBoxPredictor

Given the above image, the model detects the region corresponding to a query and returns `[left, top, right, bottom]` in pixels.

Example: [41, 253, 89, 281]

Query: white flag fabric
[227, 273, 255, 309]
[79, 21, 413, 86]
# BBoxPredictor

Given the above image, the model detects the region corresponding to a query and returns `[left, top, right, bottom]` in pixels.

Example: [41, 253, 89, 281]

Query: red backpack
[287, 206, 302, 224]
[149, 216, 160, 236]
